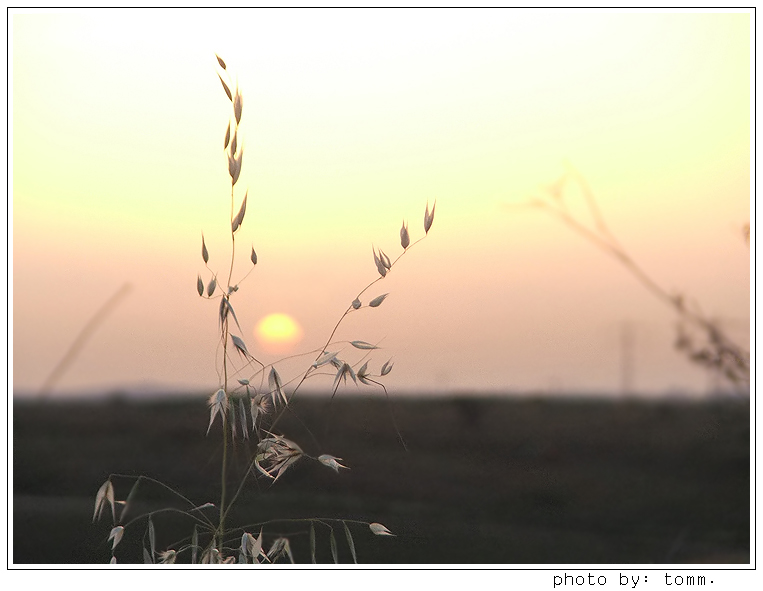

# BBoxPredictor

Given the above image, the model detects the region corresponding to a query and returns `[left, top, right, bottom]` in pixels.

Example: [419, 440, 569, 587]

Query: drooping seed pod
[424, 200, 436, 234]
[234, 86, 243, 125]
[218, 73, 232, 101]
[369, 293, 388, 308]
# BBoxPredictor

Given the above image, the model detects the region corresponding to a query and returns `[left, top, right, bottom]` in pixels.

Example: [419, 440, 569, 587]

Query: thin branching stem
[525, 171, 749, 387]
[121, 506, 215, 532]
[109, 473, 215, 528]
[217, 180, 237, 550]
[269, 235, 428, 433]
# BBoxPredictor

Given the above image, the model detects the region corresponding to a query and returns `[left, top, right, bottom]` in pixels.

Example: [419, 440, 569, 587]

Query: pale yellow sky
[11, 9, 751, 397]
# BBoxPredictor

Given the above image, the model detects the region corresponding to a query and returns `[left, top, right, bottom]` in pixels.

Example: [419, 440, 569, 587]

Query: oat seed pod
[230, 129, 238, 158]
[357, 360, 370, 384]
[108, 526, 125, 551]
[93, 479, 116, 523]
[215, 54, 227, 70]
[312, 351, 337, 368]
[251, 246, 258, 265]
[197, 275, 204, 297]
[373, 247, 387, 277]
[234, 86, 243, 125]
[379, 249, 392, 270]
[318, 454, 348, 472]
[207, 388, 228, 435]
[201, 234, 209, 263]
[424, 200, 436, 234]
[369, 522, 395, 536]
[351, 340, 379, 350]
[400, 220, 410, 249]
[369, 293, 388, 307]
[218, 73, 232, 101]
[232, 147, 244, 185]
[232, 191, 248, 233]
[231, 334, 249, 358]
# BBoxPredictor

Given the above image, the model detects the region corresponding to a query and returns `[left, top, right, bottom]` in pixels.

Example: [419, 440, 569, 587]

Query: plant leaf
[284, 538, 295, 564]
[369, 293, 389, 308]
[343, 522, 357, 564]
[143, 547, 153, 564]
[231, 402, 238, 441]
[310, 523, 316, 564]
[191, 526, 198, 564]
[239, 397, 248, 440]
[330, 529, 338, 564]
[148, 515, 156, 559]
[241, 532, 254, 561]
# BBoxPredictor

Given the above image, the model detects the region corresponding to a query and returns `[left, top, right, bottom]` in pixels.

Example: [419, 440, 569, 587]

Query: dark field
[13, 394, 751, 565]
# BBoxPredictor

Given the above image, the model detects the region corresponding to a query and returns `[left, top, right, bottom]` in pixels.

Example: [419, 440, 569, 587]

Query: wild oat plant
[92, 55, 434, 564]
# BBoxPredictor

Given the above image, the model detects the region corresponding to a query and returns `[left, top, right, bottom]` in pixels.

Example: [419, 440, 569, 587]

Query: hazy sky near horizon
[12, 9, 751, 398]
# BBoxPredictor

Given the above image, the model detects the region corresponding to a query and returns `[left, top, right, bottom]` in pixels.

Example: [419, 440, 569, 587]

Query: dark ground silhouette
[13, 394, 750, 564]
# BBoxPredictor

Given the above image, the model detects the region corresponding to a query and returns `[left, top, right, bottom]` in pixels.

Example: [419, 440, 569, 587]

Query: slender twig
[520, 171, 749, 388]
[39, 283, 131, 398]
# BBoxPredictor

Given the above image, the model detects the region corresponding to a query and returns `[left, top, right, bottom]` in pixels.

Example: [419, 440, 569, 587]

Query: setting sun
[254, 313, 303, 353]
